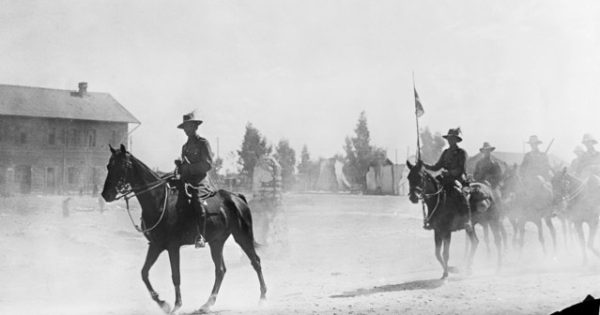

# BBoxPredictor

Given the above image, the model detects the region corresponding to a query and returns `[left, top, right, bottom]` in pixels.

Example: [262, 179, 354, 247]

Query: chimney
[78, 82, 88, 96]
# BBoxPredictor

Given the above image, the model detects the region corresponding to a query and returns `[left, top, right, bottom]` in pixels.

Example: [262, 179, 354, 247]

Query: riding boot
[192, 195, 206, 248]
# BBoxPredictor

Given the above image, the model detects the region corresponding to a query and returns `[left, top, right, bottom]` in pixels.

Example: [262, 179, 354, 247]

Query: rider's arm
[424, 150, 445, 171]
[181, 139, 214, 180]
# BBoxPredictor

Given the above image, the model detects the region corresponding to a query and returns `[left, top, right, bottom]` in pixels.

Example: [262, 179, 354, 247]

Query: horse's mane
[127, 152, 161, 181]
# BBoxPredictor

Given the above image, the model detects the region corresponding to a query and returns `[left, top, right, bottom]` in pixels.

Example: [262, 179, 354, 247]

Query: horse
[551, 169, 600, 264]
[407, 160, 502, 278]
[501, 165, 559, 254]
[101, 145, 267, 314]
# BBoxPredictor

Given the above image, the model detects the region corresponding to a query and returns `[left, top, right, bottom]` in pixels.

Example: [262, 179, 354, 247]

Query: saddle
[469, 182, 494, 213]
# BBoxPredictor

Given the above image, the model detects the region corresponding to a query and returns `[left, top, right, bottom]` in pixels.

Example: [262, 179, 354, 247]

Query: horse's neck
[130, 158, 165, 218]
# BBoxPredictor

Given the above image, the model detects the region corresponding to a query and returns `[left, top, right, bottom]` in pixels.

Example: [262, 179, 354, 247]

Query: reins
[417, 171, 445, 223]
[115, 175, 174, 234]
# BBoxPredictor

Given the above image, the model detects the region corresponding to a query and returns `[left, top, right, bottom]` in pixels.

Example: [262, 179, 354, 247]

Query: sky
[1, 0, 600, 172]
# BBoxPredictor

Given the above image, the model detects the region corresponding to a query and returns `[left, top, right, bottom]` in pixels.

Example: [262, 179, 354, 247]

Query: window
[49, 128, 56, 145]
[88, 129, 96, 147]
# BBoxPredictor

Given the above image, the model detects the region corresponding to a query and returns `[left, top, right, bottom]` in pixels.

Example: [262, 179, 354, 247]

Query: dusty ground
[1, 193, 599, 314]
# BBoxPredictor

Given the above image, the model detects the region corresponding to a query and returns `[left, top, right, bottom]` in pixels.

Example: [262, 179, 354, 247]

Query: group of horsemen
[171, 108, 600, 241]
[420, 127, 600, 229]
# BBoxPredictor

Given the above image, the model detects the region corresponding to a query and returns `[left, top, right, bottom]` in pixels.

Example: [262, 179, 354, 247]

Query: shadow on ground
[330, 278, 446, 298]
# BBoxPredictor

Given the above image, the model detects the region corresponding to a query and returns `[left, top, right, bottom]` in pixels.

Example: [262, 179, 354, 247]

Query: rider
[474, 142, 502, 187]
[423, 127, 471, 227]
[575, 133, 600, 178]
[520, 135, 552, 182]
[570, 145, 584, 175]
[175, 111, 214, 248]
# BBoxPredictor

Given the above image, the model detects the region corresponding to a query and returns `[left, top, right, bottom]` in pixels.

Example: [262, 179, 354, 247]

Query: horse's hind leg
[535, 220, 547, 255]
[482, 222, 491, 256]
[141, 245, 170, 313]
[434, 230, 446, 279]
[587, 219, 600, 259]
[544, 216, 557, 254]
[574, 222, 588, 265]
[199, 238, 227, 312]
[234, 230, 267, 301]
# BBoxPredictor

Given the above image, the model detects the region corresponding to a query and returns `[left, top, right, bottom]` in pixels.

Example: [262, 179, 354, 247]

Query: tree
[344, 111, 378, 190]
[420, 127, 445, 164]
[274, 139, 296, 190]
[297, 145, 312, 176]
[237, 122, 271, 178]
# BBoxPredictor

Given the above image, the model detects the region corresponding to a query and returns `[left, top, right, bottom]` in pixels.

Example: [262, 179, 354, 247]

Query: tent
[366, 159, 405, 195]
[315, 158, 351, 191]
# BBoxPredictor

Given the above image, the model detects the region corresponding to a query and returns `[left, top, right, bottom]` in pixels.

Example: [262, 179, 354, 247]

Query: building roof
[0, 84, 139, 123]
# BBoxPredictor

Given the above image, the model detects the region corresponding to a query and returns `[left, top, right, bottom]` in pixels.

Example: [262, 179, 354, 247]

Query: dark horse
[551, 169, 600, 264]
[406, 160, 502, 278]
[101, 145, 267, 314]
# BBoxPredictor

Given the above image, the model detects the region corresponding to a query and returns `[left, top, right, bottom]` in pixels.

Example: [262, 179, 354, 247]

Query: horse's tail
[221, 190, 259, 247]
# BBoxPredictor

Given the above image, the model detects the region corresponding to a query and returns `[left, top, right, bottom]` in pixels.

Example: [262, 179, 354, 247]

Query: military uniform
[425, 146, 468, 187]
[576, 149, 600, 177]
[474, 157, 502, 188]
[175, 111, 213, 248]
[520, 150, 551, 181]
[179, 135, 213, 185]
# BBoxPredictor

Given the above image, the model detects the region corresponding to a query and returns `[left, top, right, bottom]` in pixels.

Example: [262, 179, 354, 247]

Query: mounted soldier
[473, 142, 503, 202]
[570, 145, 585, 175]
[423, 127, 471, 228]
[174, 111, 214, 248]
[520, 135, 552, 183]
[575, 133, 600, 179]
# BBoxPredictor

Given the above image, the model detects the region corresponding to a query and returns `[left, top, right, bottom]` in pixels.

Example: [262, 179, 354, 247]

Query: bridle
[411, 169, 445, 224]
[111, 158, 174, 234]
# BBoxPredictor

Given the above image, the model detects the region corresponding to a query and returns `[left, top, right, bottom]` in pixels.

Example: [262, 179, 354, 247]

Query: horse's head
[101, 144, 134, 202]
[550, 167, 570, 199]
[406, 159, 425, 204]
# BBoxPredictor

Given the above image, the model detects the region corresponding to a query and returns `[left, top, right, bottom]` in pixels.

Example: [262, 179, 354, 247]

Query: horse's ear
[406, 160, 413, 170]
[120, 144, 127, 153]
[109, 144, 116, 154]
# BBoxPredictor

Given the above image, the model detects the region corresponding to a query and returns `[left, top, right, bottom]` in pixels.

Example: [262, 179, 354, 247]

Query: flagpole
[413, 71, 421, 161]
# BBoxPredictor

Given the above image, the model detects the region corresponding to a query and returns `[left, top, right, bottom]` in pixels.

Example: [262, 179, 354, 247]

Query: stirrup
[195, 235, 206, 248]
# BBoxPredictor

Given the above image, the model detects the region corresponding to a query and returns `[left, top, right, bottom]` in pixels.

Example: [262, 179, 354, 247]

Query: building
[0, 82, 139, 195]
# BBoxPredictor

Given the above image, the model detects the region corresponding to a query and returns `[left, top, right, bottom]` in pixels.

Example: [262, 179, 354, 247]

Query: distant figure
[474, 142, 503, 201]
[576, 133, 600, 178]
[62, 197, 72, 217]
[570, 145, 584, 174]
[520, 135, 551, 182]
[423, 127, 470, 229]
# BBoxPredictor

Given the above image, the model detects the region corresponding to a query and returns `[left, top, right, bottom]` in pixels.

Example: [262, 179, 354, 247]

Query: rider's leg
[191, 191, 207, 248]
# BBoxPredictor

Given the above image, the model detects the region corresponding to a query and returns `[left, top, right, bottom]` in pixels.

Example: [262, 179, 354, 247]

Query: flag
[414, 87, 424, 117]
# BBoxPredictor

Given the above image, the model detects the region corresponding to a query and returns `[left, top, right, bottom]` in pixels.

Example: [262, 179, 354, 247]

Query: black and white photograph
[1, 1, 600, 314]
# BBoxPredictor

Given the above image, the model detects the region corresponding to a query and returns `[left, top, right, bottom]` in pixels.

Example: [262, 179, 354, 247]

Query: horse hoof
[259, 298, 268, 307]
[441, 272, 448, 280]
[159, 301, 171, 314]
[170, 302, 182, 314]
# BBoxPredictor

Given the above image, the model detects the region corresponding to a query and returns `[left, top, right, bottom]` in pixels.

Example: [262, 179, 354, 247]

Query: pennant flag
[414, 87, 424, 117]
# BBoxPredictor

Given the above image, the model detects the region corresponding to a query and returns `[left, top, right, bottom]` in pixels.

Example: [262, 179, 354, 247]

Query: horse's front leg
[465, 227, 478, 275]
[168, 246, 182, 314]
[434, 230, 446, 279]
[544, 216, 557, 254]
[142, 244, 171, 313]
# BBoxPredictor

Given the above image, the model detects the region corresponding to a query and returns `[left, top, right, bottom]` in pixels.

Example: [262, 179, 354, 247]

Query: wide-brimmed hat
[479, 142, 496, 153]
[177, 111, 203, 129]
[526, 135, 542, 145]
[582, 133, 598, 145]
[442, 128, 462, 142]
